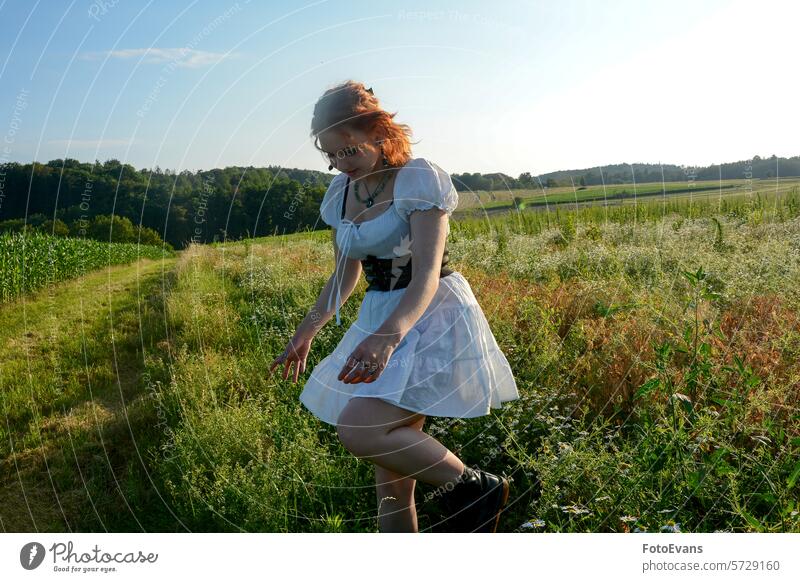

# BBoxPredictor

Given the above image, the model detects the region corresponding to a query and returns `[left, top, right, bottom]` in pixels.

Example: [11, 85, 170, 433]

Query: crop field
[456, 177, 800, 217]
[0, 231, 175, 303]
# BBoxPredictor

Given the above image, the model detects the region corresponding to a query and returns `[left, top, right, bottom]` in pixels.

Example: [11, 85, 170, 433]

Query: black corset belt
[361, 246, 454, 292]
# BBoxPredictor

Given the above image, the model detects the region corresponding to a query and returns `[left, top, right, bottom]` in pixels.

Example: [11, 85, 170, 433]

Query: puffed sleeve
[319, 172, 347, 228]
[393, 158, 459, 222]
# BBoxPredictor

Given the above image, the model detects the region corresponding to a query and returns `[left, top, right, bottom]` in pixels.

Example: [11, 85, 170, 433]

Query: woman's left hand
[338, 333, 400, 384]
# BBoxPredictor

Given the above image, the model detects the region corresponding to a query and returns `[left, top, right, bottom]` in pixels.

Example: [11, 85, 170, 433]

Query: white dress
[299, 157, 520, 426]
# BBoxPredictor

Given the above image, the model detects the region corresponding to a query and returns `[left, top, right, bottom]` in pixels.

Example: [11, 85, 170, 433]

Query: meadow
[1, 185, 798, 532]
[457, 177, 800, 216]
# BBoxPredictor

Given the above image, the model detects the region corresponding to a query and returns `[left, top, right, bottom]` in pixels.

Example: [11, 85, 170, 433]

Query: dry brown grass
[715, 294, 800, 433]
[455, 262, 800, 427]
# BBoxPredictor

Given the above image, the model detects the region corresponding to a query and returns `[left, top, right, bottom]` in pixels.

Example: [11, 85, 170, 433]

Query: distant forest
[0, 154, 796, 249]
[0, 159, 331, 250]
[452, 154, 800, 191]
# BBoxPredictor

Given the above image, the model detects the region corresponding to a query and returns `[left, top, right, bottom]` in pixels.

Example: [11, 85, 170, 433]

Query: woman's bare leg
[337, 397, 466, 488]
[374, 416, 425, 532]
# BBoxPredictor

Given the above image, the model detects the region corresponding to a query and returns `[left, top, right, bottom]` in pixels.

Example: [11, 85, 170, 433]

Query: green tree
[518, 172, 534, 187]
[85, 214, 136, 242]
[39, 218, 70, 237]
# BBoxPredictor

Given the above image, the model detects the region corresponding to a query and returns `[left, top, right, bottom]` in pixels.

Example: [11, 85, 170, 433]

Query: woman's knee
[336, 404, 379, 457]
[335, 397, 425, 457]
[336, 422, 379, 458]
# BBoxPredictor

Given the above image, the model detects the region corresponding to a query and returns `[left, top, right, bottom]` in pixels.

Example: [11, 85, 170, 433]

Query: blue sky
[1, 0, 797, 176]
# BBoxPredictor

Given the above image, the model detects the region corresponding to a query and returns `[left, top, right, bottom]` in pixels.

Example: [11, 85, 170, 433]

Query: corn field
[0, 231, 175, 303]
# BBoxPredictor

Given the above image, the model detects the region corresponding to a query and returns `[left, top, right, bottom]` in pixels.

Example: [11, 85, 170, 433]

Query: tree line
[452, 154, 800, 191]
[0, 159, 330, 250]
[1, 154, 797, 249]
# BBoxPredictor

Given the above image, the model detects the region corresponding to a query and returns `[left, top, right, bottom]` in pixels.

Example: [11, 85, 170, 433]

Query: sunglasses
[322, 141, 374, 170]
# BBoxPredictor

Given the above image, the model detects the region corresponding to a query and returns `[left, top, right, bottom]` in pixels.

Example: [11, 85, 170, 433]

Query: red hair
[310, 80, 415, 167]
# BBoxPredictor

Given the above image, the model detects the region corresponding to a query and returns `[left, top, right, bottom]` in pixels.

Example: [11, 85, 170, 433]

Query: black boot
[434, 465, 510, 533]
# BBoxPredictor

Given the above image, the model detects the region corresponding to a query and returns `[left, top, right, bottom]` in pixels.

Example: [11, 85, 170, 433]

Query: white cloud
[81, 48, 237, 68]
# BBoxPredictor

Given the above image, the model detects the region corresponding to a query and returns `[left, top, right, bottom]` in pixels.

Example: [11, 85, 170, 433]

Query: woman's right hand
[270, 331, 314, 383]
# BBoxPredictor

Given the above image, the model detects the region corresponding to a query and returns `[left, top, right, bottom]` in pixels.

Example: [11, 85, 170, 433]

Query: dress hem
[299, 391, 519, 427]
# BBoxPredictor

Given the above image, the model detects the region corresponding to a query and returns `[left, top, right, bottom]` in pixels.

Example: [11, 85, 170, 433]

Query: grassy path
[0, 257, 181, 532]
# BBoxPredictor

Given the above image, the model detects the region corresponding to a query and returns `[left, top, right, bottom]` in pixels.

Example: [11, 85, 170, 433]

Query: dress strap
[329, 175, 354, 327]
[340, 176, 350, 220]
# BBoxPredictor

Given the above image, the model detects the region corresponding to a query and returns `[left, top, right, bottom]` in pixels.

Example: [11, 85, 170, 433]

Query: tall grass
[3, 186, 798, 532]
[453, 185, 800, 239]
[0, 231, 175, 303]
[140, 190, 799, 531]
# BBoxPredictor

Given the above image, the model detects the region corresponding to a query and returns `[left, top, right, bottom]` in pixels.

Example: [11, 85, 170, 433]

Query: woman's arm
[295, 229, 362, 338]
[372, 208, 449, 347]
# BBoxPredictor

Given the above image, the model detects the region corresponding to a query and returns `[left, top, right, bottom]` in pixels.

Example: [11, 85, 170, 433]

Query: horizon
[6, 152, 796, 180]
[2, 0, 798, 177]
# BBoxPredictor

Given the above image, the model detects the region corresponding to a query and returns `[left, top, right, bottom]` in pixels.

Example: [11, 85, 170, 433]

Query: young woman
[270, 80, 520, 533]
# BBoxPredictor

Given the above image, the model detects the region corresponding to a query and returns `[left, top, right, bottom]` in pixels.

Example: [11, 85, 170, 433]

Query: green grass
[456, 177, 800, 215]
[0, 257, 181, 531]
[142, 189, 800, 532]
[2, 185, 799, 532]
[451, 184, 800, 242]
